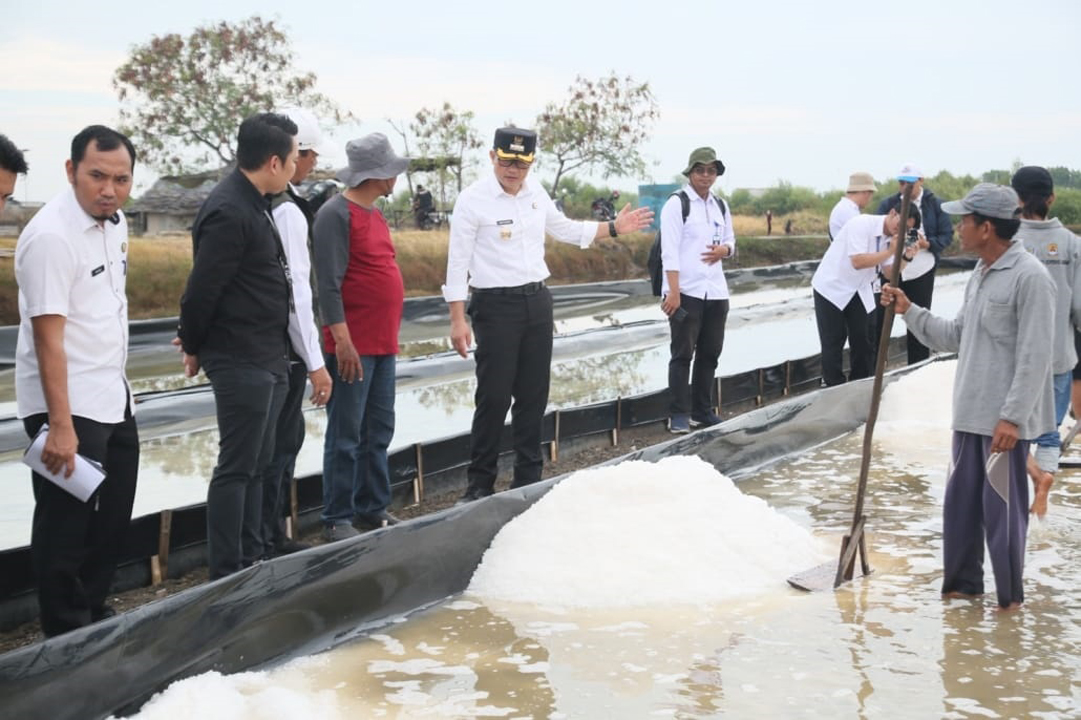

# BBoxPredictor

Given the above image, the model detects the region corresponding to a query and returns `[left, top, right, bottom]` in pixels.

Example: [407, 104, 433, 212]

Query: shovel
[788, 185, 916, 592]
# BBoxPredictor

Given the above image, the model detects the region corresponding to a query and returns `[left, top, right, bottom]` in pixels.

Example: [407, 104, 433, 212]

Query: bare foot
[942, 591, 982, 600]
[995, 602, 1023, 614]
[1030, 471, 1053, 518]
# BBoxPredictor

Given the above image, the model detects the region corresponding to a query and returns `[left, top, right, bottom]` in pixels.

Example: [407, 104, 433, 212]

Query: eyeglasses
[497, 158, 532, 170]
[691, 165, 718, 176]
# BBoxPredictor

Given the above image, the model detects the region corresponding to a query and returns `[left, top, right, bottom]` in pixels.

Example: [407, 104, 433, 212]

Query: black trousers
[901, 268, 936, 364]
[814, 289, 872, 387]
[668, 294, 729, 416]
[260, 360, 308, 552]
[23, 407, 139, 637]
[202, 353, 289, 580]
[466, 286, 553, 493]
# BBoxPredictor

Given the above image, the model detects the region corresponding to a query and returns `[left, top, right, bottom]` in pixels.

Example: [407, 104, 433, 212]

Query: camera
[905, 228, 920, 247]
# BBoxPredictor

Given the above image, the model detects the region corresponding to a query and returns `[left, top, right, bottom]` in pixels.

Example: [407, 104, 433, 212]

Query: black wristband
[608, 220, 618, 238]
[903, 253, 915, 262]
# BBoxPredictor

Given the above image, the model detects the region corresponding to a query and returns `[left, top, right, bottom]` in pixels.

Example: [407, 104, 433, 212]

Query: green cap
[682, 147, 725, 177]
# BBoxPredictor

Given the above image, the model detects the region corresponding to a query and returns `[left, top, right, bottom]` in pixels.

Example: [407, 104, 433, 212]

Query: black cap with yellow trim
[493, 127, 537, 163]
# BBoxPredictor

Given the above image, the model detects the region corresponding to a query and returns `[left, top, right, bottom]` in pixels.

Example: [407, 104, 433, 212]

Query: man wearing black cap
[444, 127, 653, 502]
[1012, 166, 1081, 518]
[882, 183, 1055, 611]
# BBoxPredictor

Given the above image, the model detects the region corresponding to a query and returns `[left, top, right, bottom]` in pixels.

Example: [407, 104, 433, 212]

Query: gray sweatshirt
[312, 193, 351, 326]
[903, 240, 1056, 440]
[1019, 217, 1081, 374]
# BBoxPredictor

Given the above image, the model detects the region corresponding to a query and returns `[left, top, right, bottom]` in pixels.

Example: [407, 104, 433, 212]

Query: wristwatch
[608, 220, 618, 238]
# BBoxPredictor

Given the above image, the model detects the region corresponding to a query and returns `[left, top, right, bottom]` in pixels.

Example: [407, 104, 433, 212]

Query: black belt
[473, 281, 545, 296]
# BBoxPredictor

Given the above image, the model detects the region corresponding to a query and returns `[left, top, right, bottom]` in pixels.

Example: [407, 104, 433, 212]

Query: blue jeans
[1033, 371, 1072, 472]
[322, 353, 396, 525]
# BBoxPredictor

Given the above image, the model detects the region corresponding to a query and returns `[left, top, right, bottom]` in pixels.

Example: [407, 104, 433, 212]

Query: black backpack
[647, 191, 729, 296]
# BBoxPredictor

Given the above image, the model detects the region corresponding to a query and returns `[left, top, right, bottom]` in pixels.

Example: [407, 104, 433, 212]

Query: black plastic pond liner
[0, 369, 906, 720]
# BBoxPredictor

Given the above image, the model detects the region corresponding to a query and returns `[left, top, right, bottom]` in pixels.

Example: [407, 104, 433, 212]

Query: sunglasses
[691, 165, 718, 176]
[497, 157, 532, 170]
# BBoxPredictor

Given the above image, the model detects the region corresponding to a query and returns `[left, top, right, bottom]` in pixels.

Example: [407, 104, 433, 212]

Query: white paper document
[22, 426, 106, 502]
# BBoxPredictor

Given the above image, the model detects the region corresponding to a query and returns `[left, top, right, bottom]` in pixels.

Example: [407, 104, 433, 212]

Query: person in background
[413, 184, 434, 229]
[811, 208, 916, 386]
[0, 133, 29, 213]
[766, 208, 772, 236]
[829, 172, 876, 241]
[314, 133, 410, 539]
[259, 107, 333, 559]
[881, 183, 1054, 612]
[659, 146, 736, 433]
[1011, 165, 1081, 518]
[877, 163, 953, 363]
[15, 125, 139, 635]
[444, 126, 652, 503]
[177, 113, 299, 579]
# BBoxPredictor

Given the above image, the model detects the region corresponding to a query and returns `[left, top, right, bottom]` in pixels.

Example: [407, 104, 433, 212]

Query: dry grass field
[0, 216, 830, 326]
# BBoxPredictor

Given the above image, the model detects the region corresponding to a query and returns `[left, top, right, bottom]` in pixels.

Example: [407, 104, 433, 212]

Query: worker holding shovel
[881, 183, 1055, 612]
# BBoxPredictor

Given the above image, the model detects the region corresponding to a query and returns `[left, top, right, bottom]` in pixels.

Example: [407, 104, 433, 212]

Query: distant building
[126, 170, 224, 236]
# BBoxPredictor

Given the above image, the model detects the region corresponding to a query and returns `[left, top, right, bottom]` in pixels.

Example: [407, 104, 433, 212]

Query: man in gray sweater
[881, 183, 1055, 612]
[1011, 166, 1081, 518]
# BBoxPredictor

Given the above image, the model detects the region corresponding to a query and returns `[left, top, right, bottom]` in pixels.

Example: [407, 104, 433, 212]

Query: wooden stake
[550, 411, 561, 462]
[413, 442, 425, 506]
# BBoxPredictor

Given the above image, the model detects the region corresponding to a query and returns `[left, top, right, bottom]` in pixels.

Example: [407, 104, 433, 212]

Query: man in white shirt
[260, 107, 333, 558]
[810, 209, 916, 386]
[659, 147, 736, 433]
[828, 172, 876, 240]
[0, 134, 28, 213]
[14, 125, 139, 637]
[445, 127, 653, 502]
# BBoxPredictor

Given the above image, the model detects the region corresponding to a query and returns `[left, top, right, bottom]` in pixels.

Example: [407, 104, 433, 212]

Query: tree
[114, 16, 349, 175]
[536, 73, 659, 197]
[410, 102, 483, 205]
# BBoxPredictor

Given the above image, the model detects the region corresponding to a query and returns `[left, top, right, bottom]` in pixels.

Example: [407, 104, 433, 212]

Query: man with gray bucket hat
[881, 183, 1055, 611]
[313, 133, 409, 540]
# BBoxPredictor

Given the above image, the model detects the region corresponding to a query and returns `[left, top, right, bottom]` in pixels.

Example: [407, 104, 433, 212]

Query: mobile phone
[671, 307, 689, 323]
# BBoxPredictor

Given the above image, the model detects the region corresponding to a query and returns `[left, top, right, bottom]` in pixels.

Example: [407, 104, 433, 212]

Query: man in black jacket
[177, 113, 299, 579]
[877, 163, 953, 364]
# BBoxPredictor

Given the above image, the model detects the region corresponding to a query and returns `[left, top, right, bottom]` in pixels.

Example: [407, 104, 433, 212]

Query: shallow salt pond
[125, 362, 1081, 718]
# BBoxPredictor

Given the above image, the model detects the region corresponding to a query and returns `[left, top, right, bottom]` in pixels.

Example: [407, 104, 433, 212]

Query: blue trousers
[942, 431, 1029, 608]
[1032, 371, 1071, 472]
[321, 353, 396, 525]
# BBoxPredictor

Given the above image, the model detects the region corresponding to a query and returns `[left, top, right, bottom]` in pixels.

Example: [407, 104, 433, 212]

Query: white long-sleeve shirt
[811, 214, 892, 312]
[659, 186, 735, 300]
[273, 187, 324, 372]
[442, 174, 598, 302]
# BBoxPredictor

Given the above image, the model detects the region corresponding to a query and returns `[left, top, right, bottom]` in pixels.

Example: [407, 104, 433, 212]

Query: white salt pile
[108, 658, 341, 720]
[874, 359, 956, 478]
[467, 455, 829, 608]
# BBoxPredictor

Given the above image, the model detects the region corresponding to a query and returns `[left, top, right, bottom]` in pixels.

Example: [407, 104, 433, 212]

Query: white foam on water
[466, 455, 829, 608]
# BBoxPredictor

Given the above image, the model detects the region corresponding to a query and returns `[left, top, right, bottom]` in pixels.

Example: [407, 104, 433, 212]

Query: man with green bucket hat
[659, 147, 735, 433]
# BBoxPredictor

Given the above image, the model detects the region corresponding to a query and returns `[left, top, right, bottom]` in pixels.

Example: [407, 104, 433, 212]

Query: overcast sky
[4, 0, 1080, 204]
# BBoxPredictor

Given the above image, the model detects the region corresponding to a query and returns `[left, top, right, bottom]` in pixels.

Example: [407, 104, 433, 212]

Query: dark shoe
[354, 510, 400, 531]
[690, 411, 722, 428]
[455, 485, 494, 506]
[323, 523, 361, 542]
[668, 414, 690, 434]
[272, 538, 311, 556]
[91, 605, 116, 622]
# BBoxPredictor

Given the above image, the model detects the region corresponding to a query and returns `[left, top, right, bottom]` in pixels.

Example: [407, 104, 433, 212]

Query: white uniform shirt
[828, 196, 860, 240]
[811, 214, 892, 313]
[442, 174, 598, 302]
[273, 187, 324, 372]
[15, 187, 132, 423]
[659, 186, 736, 300]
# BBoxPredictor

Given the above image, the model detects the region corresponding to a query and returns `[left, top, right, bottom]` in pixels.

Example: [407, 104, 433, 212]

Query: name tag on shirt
[91, 265, 105, 277]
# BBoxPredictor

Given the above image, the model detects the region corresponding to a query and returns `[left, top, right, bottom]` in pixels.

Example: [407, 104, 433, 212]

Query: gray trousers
[942, 431, 1029, 608]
